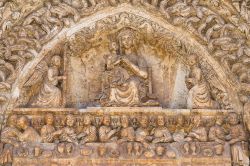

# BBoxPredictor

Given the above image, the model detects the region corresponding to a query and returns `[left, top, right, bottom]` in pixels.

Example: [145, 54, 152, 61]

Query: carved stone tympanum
[0, 0, 249, 166]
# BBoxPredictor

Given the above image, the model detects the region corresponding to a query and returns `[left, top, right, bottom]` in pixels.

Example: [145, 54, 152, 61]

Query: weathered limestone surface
[0, 0, 249, 165]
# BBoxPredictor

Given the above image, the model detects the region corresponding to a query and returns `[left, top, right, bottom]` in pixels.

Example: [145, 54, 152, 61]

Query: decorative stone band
[13, 107, 234, 116]
[1, 107, 247, 166]
[12, 142, 231, 166]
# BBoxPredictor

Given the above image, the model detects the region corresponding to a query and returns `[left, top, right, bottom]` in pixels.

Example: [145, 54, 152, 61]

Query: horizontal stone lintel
[13, 107, 235, 116]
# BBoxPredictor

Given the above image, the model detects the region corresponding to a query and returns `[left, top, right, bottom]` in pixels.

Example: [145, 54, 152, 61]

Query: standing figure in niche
[185, 54, 218, 109]
[78, 114, 97, 144]
[227, 113, 249, 166]
[32, 55, 65, 108]
[151, 115, 172, 143]
[99, 115, 119, 142]
[101, 28, 159, 106]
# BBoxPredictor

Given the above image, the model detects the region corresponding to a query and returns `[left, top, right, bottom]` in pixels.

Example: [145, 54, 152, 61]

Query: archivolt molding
[0, 0, 249, 111]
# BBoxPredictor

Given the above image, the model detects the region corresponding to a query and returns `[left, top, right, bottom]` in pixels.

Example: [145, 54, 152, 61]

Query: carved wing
[24, 61, 48, 87]
[206, 74, 226, 92]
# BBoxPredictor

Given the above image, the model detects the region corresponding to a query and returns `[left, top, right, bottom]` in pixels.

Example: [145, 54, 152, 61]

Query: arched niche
[12, 5, 241, 111]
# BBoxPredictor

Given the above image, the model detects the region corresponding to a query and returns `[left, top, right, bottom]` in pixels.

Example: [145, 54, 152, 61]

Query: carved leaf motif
[172, 17, 186, 25]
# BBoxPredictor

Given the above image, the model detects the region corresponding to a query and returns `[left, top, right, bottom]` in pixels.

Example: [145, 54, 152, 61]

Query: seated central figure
[100, 28, 158, 106]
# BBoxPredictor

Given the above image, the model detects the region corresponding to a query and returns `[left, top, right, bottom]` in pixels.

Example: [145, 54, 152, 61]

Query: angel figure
[25, 55, 65, 108]
[185, 54, 219, 109]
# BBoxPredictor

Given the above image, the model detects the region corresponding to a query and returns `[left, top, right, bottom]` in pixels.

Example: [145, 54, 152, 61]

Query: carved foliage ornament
[0, 0, 247, 110]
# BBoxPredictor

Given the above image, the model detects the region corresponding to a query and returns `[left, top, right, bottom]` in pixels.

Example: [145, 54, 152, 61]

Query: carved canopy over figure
[100, 28, 159, 107]
[185, 54, 219, 109]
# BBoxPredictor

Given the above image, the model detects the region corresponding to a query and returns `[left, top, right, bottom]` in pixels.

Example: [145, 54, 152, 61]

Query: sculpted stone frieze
[0, 0, 249, 166]
[0, 108, 247, 166]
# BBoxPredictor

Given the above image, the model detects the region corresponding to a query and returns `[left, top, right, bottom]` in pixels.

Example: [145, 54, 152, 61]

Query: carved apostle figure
[78, 114, 97, 144]
[227, 113, 249, 166]
[59, 114, 78, 144]
[208, 114, 226, 144]
[185, 54, 218, 109]
[135, 115, 152, 147]
[17, 116, 42, 143]
[173, 114, 188, 142]
[152, 115, 172, 143]
[186, 114, 207, 142]
[0, 115, 21, 165]
[41, 113, 61, 143]
[118, 115, 135, 155]
[100, 28, 158, 106]
[119, 115, 135, 143]
[1, 115, 21, 147]
[32, 55, 65, 108]
[99, 115, 119, 142]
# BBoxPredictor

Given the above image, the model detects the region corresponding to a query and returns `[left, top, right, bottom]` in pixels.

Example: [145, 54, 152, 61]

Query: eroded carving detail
[0, 110, 247, 165]
[100, 28, 159, 107]
[0, 0, 249, 165]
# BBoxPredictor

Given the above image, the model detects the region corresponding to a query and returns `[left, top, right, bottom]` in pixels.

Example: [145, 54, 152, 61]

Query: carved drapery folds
[99, 28, 159, 107]
[0, 110, 248, 165]
[0, 0, 249, 165]
[0, 0, 247, 109]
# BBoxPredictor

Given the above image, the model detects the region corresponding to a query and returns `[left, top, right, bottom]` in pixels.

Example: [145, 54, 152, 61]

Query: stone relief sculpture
[59, 114, 78, 144]
[0, 0, 249, 165]
[173, 114, 188, 143]
[99, 115, 119, 142]
[17, 116, 42, 143]
[186, 114, 207, 142]
[78, 114, 97, 144]
[208, 114, 226, 151]
[100, 28, 159, 107]
[151, 115, 172, 144]
[227, 112, 249, 166]
[0, 115, 20, 165]
[185, 54, 219, 109]
[30, 55, 65, 108]
[40, 113, 60, 143]
[0, 112, 248, 165]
